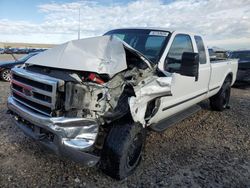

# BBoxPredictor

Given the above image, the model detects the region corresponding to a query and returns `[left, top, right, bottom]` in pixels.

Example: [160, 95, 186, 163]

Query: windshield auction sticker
[149, 31, 169, 36]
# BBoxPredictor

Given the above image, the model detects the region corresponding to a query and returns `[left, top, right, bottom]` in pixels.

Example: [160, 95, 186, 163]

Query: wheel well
[0, 68, 6, 72]
[1, 68, 10, 74]
[225, 73, 233, 84]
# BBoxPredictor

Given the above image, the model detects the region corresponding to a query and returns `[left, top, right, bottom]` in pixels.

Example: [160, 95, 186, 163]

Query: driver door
[149, 33, 210, 124]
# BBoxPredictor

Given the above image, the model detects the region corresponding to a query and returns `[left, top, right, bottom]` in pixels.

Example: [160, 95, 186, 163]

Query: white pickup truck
[7, 28, 238, 179]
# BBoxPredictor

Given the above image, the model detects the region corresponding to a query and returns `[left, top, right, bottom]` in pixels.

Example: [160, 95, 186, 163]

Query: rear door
[193, 35, 211, 97]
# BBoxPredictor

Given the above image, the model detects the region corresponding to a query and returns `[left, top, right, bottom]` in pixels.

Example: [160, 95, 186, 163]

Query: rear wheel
[100, 122, 145, 180]
[1, 69, 11, 82]
[210, 78, 231, 111]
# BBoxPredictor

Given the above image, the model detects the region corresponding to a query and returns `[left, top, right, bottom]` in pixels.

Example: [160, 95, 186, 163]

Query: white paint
[129, 76, 172, 125]
[149, 31, 238, 125]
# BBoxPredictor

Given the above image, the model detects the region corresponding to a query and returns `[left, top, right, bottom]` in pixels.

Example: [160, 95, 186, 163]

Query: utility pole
[78, 7, 81, 40]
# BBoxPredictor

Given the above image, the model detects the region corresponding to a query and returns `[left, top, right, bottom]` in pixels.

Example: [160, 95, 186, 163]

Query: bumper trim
[8, 96, 100, 166]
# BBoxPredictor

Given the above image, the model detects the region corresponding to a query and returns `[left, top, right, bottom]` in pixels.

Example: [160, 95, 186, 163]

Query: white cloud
[0, 0, 250, 49]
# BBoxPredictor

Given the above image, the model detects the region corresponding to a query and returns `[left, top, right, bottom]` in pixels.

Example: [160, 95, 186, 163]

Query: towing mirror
[180, 52, 199, 81]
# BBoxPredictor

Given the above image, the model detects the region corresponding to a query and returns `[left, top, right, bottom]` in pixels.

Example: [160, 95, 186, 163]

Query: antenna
[78, 7, 81, 40]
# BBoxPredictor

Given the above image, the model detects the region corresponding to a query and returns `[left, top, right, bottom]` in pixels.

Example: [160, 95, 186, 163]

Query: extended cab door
[149, 32, 211, 124]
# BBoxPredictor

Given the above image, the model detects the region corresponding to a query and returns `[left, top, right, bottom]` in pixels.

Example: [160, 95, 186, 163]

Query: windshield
[229, 51, 250, 59]
[104, 29, 170, 63]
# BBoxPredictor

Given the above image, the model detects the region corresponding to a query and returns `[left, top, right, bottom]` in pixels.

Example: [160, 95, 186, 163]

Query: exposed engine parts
[23, 43, 164, 126]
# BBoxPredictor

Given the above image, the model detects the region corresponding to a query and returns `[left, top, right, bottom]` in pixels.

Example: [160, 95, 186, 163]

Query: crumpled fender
[129, 76, 172, 126]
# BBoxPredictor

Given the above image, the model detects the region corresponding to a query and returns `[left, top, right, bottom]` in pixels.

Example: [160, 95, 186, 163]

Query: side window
[194, 36, 207, 64]
[165, 34, 193, 72]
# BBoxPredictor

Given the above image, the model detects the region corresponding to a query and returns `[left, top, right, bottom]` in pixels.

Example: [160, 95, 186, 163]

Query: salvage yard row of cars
[0, 47, 47, 54]
[1, 28, 249, 180]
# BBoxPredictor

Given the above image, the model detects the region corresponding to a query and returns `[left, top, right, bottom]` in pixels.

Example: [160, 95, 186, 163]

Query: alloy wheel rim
[2, 70, 11, 81]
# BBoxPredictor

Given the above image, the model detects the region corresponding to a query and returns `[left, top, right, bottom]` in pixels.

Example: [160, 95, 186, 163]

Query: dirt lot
[0, 80, 250, 187]
[0, 54, 25, 61]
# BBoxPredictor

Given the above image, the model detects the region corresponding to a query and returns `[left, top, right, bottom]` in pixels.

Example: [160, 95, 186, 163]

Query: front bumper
[7, 96, 100, 166]
[236, 69, 250, 83]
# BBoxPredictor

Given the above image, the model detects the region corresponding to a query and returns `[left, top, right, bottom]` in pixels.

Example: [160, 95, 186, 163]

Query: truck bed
[208, 59, 238, 97]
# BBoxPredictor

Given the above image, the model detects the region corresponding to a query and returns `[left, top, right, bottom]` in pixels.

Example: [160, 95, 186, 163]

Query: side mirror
[180, 52, 199, 81]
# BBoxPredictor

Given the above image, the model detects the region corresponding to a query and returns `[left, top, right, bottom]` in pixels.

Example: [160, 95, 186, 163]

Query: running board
[150, 105, 201, 132]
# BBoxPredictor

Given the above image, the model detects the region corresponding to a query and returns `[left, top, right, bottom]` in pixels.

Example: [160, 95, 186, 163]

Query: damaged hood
[25, 36, 127, 77]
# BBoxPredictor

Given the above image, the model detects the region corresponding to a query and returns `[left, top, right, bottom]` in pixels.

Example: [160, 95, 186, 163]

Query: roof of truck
[110, 27, 173, 32]
[108, 27, 198, 36]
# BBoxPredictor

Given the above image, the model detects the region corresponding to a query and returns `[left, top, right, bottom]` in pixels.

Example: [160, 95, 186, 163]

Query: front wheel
[100, 122, 145, 180]
[1, 69, 11, 82]
[210, 78, 231, 111]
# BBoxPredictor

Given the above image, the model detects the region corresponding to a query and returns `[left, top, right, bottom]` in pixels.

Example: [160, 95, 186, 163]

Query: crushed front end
[7, 35, 172, 166]
[8, 67, 100, 166]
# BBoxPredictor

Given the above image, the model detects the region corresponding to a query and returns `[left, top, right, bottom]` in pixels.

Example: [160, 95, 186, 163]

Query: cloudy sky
[0, 0, 249, 49]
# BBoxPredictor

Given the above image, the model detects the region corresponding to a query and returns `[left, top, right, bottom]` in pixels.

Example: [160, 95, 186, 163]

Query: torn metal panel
[64, 72, 126, 122]
[25, 36, 153, 78]
[82, 73, 125, 116]
[26, 36, 128, 77]
[129, 76, 172, 126]
[64, 82, 90, 111]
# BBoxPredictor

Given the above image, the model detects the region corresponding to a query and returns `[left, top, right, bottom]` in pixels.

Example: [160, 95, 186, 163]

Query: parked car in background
[215, 50, 229, 59]
[4, 48, 14, 54]
[209, 48, 229, 62]
[208, 48, 217, 60]
[0, 48, 4, 54]
[16, 48, 28, 54]
[0, 52, 39, 81]
[229, 50, 250, 83]
[1, 48, 48, 54]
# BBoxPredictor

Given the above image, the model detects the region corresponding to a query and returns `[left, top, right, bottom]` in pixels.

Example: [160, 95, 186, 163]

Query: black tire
[100, 122, 145, 180]
[210, 77, 231, 111]
[1, 69, 11, 82]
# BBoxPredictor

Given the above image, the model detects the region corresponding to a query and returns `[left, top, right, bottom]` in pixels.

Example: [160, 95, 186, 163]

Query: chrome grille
[11, 67, 64, 116]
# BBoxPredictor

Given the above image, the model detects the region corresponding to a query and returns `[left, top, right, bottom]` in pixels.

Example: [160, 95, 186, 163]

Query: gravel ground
[0, 80, 249, 187]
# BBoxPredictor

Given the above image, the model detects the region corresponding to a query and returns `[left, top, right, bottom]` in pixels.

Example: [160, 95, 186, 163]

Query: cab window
[165, 34, 193, 72]
[194, 36, 207, 64]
